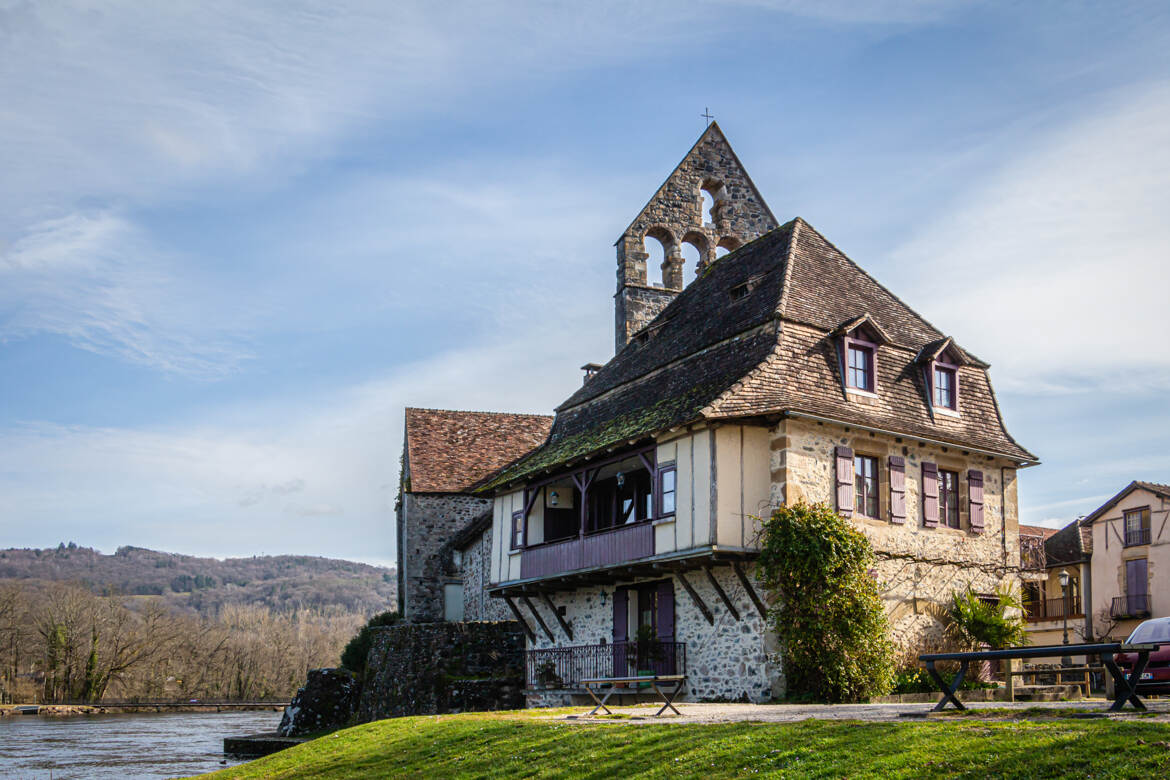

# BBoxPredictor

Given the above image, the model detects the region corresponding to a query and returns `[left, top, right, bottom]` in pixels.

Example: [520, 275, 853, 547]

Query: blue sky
[1, 1, 1168, 568]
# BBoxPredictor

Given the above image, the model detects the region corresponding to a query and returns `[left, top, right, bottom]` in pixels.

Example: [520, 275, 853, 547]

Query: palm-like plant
[947, 585, 1029, 650]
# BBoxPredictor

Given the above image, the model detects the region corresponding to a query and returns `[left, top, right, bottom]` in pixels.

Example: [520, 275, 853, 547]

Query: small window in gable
[924, 344, 963, 414]
[847, 340, 875, 392]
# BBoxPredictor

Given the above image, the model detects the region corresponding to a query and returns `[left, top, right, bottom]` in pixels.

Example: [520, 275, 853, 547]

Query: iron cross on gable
[701, 107, 714, 126]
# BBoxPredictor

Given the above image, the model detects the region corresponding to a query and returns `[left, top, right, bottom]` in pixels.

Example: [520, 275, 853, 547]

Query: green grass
[203, 709, 1170, 779]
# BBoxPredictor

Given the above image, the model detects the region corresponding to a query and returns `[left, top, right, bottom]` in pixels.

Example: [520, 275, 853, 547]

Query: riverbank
[204, 705, 1170, 779]
[1, 702, 285, 717]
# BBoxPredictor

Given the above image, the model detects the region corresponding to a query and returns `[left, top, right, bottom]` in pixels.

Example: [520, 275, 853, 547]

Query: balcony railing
[1020, 535, 1047, 571]
[1111, 594, 1151, 618]
[520, 522, 654, 580]
[525, 641, 687, 689]
[1124, 528, 1151, 547]
[1024, 597, 1083, 622]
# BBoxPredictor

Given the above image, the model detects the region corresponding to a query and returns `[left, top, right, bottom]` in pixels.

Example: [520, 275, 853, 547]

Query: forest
[0, 545, 396, 704]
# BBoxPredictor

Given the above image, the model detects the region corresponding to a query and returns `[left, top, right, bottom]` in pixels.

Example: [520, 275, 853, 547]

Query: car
[1115, 617, 1170, 695]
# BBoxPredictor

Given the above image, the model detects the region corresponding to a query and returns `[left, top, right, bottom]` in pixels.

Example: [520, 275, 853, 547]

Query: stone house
[467, 124, 1038, 705]
[396, 407, 551, 622]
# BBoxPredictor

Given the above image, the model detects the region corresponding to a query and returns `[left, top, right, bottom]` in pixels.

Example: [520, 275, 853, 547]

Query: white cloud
[890, 81, 1170, 393]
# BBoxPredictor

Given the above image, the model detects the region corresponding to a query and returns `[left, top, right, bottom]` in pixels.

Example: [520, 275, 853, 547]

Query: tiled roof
[1019, 524, 1059, 539]
[1045, 519, 1090, 566]
[479, 217, 1035, 492]
[1079, 480, 1170, 527]
[404, 408, 552, 493]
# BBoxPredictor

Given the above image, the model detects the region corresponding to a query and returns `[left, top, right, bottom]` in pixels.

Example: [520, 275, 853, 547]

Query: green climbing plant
[756, 501, 895, 703]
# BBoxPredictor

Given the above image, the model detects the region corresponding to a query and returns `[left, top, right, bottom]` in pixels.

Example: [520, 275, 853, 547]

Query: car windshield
[1127, 620, 1170, 644]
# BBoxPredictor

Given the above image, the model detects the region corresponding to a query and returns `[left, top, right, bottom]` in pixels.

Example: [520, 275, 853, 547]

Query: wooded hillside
[0, 544, 396, 617]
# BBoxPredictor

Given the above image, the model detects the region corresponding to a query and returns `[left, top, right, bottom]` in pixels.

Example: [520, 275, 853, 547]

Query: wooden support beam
[503, 596, 536, 642]
[540, 593, 573, 641]
[705, 566, 740, 621]
[733, 561, 768, 619]
[676, 571, 714, 625]
[522, 596, 555, 643]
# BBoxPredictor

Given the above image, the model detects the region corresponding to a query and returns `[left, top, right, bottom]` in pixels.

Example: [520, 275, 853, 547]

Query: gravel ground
[553, 699, 1170, 724]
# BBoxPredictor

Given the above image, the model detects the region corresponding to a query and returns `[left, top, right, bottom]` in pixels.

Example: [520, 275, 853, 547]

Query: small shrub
[947, 586, 1028, 650]
[756, 501, 895, 703]
[340, 610, 401, 677]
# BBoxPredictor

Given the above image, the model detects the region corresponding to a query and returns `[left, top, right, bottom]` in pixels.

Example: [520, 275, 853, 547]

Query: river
[0, 710, 283, 779]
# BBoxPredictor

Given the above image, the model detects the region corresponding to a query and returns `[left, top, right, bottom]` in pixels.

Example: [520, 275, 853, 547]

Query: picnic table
[580, 675, 686, 717]
[920, 642, 1162, 712]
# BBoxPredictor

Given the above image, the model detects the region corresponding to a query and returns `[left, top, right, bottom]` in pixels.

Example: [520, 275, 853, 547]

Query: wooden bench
[920, 642, 1161, 712]
[579, 675, 686, 717]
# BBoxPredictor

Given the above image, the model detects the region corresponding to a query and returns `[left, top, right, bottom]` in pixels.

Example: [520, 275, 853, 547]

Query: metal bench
[579, 675, 686, 717]
[920, 642, 1161, 712]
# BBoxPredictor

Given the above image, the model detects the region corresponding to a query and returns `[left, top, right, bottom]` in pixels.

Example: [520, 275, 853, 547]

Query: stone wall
[459, 525, 512, 622]
[522, 564, 779, 704]
[359, 621, 525, 721]
[399, 493, 491, 622]
[772, 417, 1021, 664]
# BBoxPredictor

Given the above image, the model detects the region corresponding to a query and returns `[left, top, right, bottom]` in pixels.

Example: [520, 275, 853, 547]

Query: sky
[1, 1, 1168, 569]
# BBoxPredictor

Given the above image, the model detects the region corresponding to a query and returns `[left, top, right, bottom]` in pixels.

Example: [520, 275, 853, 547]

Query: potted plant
[535, 660, 562, 689]
[633, 624, 663, 688]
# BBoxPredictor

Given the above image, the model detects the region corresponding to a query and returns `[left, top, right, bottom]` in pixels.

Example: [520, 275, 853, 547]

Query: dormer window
[919, 338, 966, 416]
[833, 314, 889, 397]
[847, 339, 875, 392]
[932, 362, 957, 410]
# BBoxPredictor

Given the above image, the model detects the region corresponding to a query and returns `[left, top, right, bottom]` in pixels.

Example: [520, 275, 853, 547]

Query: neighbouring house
[466, 124, 1037, 706]
[396, 407, 551, 622]
[1020, 523, 1091, 656]
[1080, 481, 1168, 640]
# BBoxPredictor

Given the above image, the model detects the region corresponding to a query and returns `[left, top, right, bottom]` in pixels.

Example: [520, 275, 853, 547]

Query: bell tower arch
[614, 122, 778, 351]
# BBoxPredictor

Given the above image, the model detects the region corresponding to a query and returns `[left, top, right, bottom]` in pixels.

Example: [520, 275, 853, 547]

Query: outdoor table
[579, 675, 686, 717]
[919, 642, 1161, 712]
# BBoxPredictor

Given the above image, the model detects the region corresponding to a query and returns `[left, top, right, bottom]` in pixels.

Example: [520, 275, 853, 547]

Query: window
[939, 469, 960, 528]
[933, 364, 957, 409]
[846, 341, 875, 392]
[443, 583, 464, 622]
[658, 465, 677, 517]
[1124, 507, 1151, 547]
[854, 455, 878, 517]
[511, 511, 524, 550]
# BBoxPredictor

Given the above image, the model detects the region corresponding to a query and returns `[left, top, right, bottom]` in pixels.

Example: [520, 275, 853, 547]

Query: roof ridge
[405, 407, 553, 418]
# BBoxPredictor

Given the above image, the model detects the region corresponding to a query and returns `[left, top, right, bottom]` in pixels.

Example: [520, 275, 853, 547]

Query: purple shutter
[889, 456, 906, 524]
[1127, 558, 1148, 598]
[612, 587, 629, 677]
[968, 470, 984, 533]
[922, 462, 939, 527]
[656, 580, 674, 641]
[835, 446, 854, 516]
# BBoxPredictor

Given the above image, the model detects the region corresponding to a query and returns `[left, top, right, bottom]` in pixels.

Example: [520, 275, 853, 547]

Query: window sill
[934, 407, 961, 419]
[653, 516, 676, 526]
[846, 387, 879, 399]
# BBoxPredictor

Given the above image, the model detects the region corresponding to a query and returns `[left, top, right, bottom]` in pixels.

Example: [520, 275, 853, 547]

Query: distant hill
[0, 544, 396, 617]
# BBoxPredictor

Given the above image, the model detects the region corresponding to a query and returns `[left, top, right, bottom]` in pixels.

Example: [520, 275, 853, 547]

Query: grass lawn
[203, 709, 1170, 779]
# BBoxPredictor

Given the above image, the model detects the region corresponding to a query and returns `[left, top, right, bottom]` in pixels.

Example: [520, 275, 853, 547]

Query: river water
[0, 710, 282, 779]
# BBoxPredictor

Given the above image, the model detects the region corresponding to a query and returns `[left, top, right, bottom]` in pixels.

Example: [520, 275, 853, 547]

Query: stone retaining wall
[358, 620, 525, 721]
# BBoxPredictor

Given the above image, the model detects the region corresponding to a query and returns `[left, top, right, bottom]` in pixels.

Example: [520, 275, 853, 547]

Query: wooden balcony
[520, 523, 654, 580]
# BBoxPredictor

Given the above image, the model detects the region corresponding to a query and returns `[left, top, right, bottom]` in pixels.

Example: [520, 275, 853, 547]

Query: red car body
[1115, 617, 1170, 694]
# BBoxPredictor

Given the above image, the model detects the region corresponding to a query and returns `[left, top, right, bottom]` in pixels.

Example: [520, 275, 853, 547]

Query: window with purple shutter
[889, 456, 906, 524]
[932, 364, 958, 410]
[922, 462, 939, 527]
[939, 469, 960, 528]
[835, 446, 854, 516]
[612, 587, 629, 676]
[656, 580, 674, 641]
[854, 454, 878, 517]
[968, 470, 984, 533]
[1125, 558, 1148, 615]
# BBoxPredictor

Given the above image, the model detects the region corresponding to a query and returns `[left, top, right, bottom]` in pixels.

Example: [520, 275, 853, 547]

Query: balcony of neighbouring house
[520, 522, 654, 580]
[1111, 594, 1151, 619]
[1124, 528, 1151, 547]
[1024, 596, 1083, 622]
[525, 641, 686, 690]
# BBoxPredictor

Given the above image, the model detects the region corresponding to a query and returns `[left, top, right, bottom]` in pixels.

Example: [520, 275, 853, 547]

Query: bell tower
[614, 122, 778, 351]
